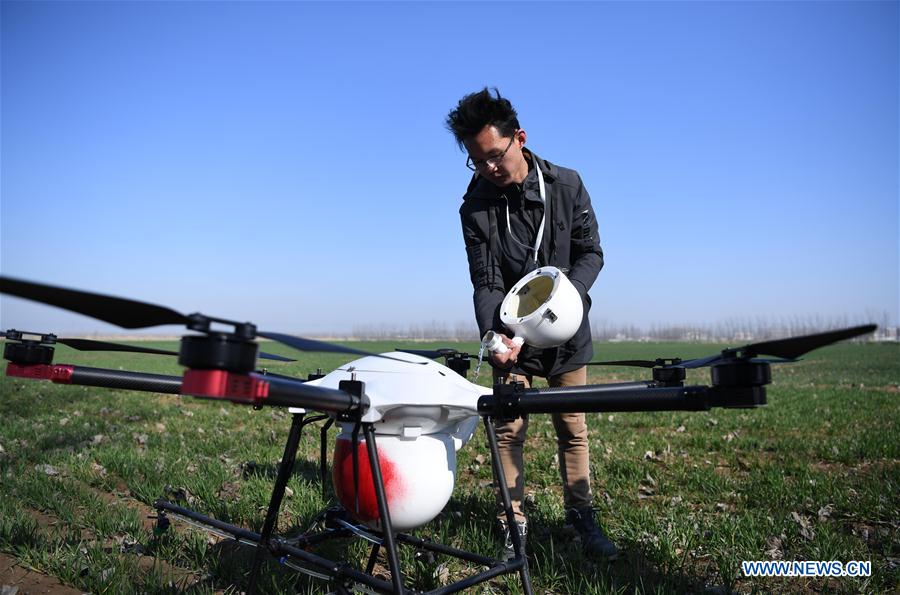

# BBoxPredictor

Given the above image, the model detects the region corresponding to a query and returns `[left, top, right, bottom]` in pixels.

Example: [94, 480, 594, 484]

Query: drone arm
[527, 380, 657, 393]
[477, 380, 769, 418]
[6, 362, 183, 394]
[249, 373, 368, 414]
[67, 365, 183, 394]
[178, 370, 368, 414]
[5, 362, 367, 414]
[513, 385, 712, 415]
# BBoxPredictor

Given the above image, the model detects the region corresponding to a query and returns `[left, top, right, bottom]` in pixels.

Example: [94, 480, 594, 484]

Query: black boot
[565, 507, 618, 560]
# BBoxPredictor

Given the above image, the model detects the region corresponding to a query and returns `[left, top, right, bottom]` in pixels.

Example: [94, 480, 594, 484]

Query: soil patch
[0, 552, 85, 595]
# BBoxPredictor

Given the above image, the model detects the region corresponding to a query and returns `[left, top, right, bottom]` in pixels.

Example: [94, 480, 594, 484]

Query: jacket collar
[465, 149, 558, 203]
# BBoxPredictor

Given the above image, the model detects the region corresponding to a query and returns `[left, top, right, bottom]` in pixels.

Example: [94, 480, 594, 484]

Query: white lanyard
[504, 155, 548, 265]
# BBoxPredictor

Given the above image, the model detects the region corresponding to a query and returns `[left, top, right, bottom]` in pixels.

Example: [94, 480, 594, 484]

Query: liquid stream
[473, 342, 487, 380]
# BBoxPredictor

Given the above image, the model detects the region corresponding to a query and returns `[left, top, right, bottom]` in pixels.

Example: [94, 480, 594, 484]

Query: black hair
[445, 87, 520, 149]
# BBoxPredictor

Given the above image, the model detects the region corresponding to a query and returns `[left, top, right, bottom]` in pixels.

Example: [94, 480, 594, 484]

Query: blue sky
[1, 1, 897, 336]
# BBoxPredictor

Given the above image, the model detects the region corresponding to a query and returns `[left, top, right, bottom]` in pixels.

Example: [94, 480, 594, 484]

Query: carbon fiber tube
[478, 385, 711, 416]
[363, 423, 404, 594]
[154, 499, 261, 543]
[69, 366, 182, 394]
[394, 533, 495, 566]
[483, 417, 533, 595]
[277, 542, 396, 593]
[255, 374, 368, 414]
[153, 500, 396, 592]
[428, 561, 526, 595]
[527, 380, 655, 394]
[516, 385, 710, 413]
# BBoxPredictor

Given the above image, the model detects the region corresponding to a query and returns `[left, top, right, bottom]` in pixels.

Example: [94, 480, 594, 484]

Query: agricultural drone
[0, 276, 876, 595]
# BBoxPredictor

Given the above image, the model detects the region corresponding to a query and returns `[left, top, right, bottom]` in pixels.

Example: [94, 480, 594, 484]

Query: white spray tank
[483, 266, 584, 352]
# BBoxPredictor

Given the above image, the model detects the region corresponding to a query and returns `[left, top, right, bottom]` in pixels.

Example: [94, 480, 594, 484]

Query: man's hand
[488, 333, 522, 369]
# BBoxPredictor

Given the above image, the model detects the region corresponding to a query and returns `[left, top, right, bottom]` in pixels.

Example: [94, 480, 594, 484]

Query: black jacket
[459, 149, 604, 377]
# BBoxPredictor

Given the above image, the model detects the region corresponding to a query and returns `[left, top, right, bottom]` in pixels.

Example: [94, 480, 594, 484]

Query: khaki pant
[493, 366, 592, 522]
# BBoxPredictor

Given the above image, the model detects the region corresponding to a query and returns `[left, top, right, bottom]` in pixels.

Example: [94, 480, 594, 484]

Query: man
[445, 88, 618, 561]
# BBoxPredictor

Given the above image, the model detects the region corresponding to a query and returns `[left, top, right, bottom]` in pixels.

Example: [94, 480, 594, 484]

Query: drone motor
[178, 332, 259, 373]
[710, 359, 772, 388]
[652, 364, 686, 386]
[3, 330, 56, 365]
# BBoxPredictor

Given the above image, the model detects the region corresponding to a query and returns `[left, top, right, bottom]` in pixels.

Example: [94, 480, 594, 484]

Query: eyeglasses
[466, 132, 517, 171]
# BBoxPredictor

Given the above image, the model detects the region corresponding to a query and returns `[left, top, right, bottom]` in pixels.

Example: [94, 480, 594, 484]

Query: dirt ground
[0, 553, 85, 595]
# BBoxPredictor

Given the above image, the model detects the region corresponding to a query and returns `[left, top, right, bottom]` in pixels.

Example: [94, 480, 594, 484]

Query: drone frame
[3, 338, 533, 594]
[0, 278, 876, 594]
[3, 333, 782, 595]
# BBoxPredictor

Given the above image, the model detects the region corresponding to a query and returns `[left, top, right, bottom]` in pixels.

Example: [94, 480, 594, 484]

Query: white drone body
[289, 267, 583, 531]
[294, 352, 489, 531]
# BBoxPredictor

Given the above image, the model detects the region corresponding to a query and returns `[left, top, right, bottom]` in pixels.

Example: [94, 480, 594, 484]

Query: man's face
[463, 125, 528, 187]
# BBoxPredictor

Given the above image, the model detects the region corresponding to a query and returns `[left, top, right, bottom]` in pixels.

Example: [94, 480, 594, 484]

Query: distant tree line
[589, 312, 897, 343]
[349, 320, 477, 341]
[348, 312, 898, 343]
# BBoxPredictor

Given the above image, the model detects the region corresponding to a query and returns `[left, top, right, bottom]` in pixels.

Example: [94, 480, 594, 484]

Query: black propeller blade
[583, 359, 669, 368]
[0, 277, 384, 363]
[743, 324, 877, 360]
[0, 331, 178, 355]
[56, 338, 179, 356]
[679, 354, 728, 369]
[584, 355, 795, 370]
[679, 324, 877, 368]
[256, 351, 296, 363]
[395, 348, 465, 359]
[34, 337, 295, 362]
[582, 325, 876, 370]
[258, 331, 423, 364]
[679, 355, 799, 369]
[0, 277, 189, 329]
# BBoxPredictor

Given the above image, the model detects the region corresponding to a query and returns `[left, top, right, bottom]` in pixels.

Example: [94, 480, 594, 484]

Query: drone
[0, 276, 876, 595]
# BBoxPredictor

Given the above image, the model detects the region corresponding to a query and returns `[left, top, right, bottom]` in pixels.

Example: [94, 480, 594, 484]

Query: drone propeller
[583, 358, 668, 369]
[2, 331, 295, 362]
[0, 277, 416, 364]
[253, 351, 295, 363]
[395, 348, 466, 360]
[679, 355, 796, 369]
[0, 277, 189, 329]
[741, 325, 877, 359]
[682, 324, 877, 368]
[582, 325, 876, 370]
[582, 355, 795, 369]
[55, 338, 180, 356]
[55, 338, 295, 362]
[393, 347, 474, 377]
[0, 329, 178, 355]
[258, 332, 418, 364]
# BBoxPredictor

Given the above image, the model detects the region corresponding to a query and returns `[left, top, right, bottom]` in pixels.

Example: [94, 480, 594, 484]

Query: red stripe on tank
[332, 438, 404, 523]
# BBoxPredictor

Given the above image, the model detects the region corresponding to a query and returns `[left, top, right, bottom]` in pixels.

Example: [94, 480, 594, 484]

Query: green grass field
[0, 340, 897, 594]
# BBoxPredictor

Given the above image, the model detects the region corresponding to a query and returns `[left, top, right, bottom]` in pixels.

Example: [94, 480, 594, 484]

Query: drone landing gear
[246, 410, 312, 591]
[154, 412, 534, 594]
